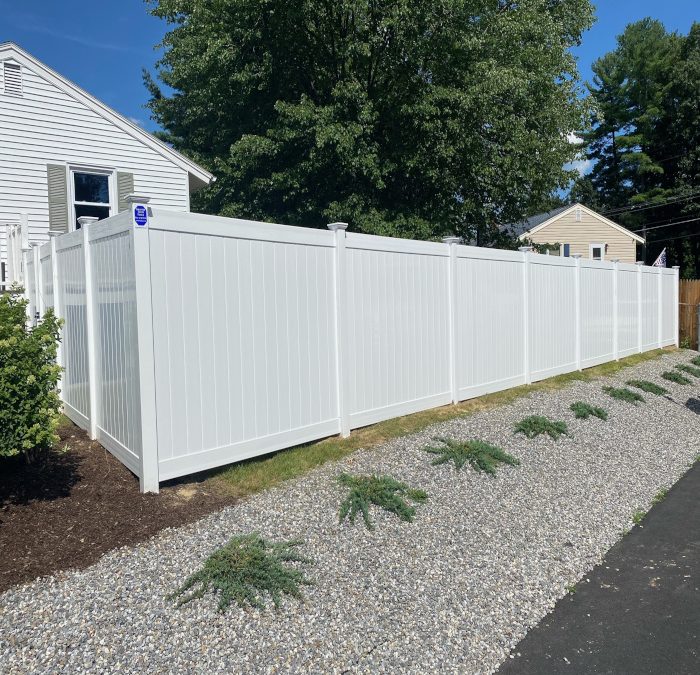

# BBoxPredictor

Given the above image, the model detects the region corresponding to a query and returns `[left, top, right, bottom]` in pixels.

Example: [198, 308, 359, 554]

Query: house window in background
[71, 169, 113, 229]
[590, 243, 604, 261]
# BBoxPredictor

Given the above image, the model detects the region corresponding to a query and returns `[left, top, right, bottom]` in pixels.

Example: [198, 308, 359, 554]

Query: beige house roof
[517, 203, 645, 244]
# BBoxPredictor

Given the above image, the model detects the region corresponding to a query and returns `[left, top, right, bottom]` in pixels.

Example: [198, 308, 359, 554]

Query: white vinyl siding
[0, 58, 190, 262]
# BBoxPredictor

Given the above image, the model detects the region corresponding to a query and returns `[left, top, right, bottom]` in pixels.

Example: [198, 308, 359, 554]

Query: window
[561, 244, 570, 257]
[70, 169, 113, 229]
[590, 243, 605, 261]
[3, 62, 22, 96]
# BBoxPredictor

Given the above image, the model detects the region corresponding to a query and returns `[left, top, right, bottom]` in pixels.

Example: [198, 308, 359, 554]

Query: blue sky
[0, 0, 697, 135]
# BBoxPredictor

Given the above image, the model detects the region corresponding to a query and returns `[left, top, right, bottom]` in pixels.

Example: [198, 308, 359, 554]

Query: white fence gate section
[26, 204, 679, 492]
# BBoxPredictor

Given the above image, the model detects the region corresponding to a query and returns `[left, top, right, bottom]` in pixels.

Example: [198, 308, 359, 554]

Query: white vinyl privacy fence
[26, 202, 679, 492]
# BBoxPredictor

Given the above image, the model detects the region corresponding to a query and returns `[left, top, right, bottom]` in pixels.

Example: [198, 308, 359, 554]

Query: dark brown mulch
[0, 420, 236, 594]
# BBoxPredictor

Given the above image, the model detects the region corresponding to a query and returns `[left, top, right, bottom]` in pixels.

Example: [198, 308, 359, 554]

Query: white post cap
[442, 236, 461, 244]
[611, 258, 620, 263]
[571, 253, 582, 259]
[518, 246, 533, 252]
[125, 194, 151, 204]
[635, 261, 644, 266]
[672, 265, 680, 269]
[327, 222, 348, 231]
[77, 216, 99, 228]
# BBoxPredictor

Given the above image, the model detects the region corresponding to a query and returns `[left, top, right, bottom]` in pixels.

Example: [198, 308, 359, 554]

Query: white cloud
[566, 158, 594, 176]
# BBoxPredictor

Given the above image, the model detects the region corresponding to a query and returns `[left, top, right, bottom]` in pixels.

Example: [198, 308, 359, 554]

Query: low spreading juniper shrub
[661, 371, 691, 385]
[337, 473, 427, 530]
[424, 437, 519, 476]
[603, 386, 645, 405]
[626, 379, 668, 396]
[674, 363, 700, 378]
[168, 533, 312, 612]
[569, 401, 608, 420]
[514, 415, 568, 440]
[690, 356, 700, 367]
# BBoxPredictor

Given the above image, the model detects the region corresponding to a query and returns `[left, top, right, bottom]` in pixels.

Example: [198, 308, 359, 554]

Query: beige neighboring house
[511, 203, 645, 263]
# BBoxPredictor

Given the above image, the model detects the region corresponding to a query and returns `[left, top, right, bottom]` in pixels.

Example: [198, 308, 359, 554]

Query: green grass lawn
[209, 349, 672, 499]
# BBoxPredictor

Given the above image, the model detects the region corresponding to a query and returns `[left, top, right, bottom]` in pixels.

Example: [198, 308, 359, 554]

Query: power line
[601, 191, 700, 217]
[648, 230, 700, 245]
[631, 216, 700, 234]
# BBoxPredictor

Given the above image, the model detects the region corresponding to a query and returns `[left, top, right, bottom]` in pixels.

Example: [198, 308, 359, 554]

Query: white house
[0, 42, 214, 287]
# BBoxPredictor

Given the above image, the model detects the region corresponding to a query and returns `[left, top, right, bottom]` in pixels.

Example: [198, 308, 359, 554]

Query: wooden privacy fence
[679, 279, 700, 349]
[25, 202, 679, 492]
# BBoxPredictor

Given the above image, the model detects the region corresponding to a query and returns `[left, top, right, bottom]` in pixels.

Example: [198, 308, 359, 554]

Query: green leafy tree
[146, 0, 594, 242]
[0, 294, 62, 462]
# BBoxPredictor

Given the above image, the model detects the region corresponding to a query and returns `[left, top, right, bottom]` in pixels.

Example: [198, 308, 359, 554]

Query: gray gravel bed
[2, 350, 700, 674]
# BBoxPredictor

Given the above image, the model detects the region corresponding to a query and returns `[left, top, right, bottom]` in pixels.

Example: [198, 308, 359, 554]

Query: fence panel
[89, 226, 142, 475]
[661, 270, 676, 345]
[39, 243, 53, 311]
[147, 215, 340, 481]
[617, 264, 639, 357]
[641, 268, 659, 350]
[55, 231, 90, 427]
[345, 234, 451, 427]
[455, 247, 526, 398]
[579, 260, 615, 368]
[24, 253, 36, 319]
[528, 256, 577, 381]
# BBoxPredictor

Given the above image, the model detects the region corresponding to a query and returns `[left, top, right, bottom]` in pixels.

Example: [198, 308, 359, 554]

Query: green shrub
[424, 437, 519, 475]
[626, 379, 668, 396]
[569, 401, 608, 420]
[603, 386, 644, 405]
[675, 363, 700, 378]
[690, 356, 700, 367]
[661, 371, 691, 385]
[168, 533, 312, 611]
[514, 415, 568, 440]
[337, 473, 427, 530]
[0, 294, 62, 462]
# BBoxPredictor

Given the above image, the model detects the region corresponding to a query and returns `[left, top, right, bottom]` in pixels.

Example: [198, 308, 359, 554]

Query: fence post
[126, 195, 160, 493]
[49, 234, 63, 390]
[79, 216, 100, 440]
[32, 244, 42, 322]
[636, 261, 644, 353]
[443, 236, 461, 404]
[671, 266, 680, 348]
[519, 246, 532, 384]
[612, 259, 619, 360]
[328, 222, 351, 437]
[656, 265, 663, 349]
[572, 254, 582, 370]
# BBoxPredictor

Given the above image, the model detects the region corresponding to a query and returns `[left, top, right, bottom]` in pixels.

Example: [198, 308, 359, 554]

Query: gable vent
[3, 62, 23, 96]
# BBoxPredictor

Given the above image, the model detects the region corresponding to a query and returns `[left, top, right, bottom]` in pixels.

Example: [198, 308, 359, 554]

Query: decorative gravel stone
[1, 351, 699, 674]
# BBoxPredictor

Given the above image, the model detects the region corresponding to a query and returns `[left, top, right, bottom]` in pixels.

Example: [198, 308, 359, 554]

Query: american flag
[652, 248, 667, 268]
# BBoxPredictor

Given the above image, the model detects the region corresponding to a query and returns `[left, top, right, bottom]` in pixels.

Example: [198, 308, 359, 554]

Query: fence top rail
[39, 242, 52, 261]
[529, 252, 577, 268]
[86, 212, 132, 242]
[149, 209, 335, 248]
[55, 229, 84, 252]
[579, 258, 615, 271]
[346, 231, 448, 257]
[455, 244, 523, 263]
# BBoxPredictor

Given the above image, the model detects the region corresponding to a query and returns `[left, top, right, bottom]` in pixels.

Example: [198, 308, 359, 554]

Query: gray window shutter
[116, 172, 135, 212]
[46, 164, 69, 233]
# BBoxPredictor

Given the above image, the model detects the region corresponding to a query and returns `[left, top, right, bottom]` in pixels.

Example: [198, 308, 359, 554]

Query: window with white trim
[70, 168, 114, 229]
[590, 242, 605, 261]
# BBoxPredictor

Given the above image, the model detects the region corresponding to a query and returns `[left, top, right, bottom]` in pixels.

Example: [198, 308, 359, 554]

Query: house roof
[0, 42, 215, 189]
[507, 203, 645, 244]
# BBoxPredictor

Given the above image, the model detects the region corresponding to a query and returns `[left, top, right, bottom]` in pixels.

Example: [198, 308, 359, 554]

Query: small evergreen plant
[603, 386, 644, 405]
[569, 401, 608, 420]
[661, 371, 691, 385]
[690, 356, 700, 367]
[514, 415, 568, 440]
[168, 533, 312, 611]
[626, 379, 668, 396]
[424, 437, 519, 475]
[337, 473, 427, 530]
[675, 363, 700, 378]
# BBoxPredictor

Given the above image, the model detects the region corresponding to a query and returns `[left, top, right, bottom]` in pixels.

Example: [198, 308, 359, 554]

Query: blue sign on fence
[134, 205, 148, 227]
